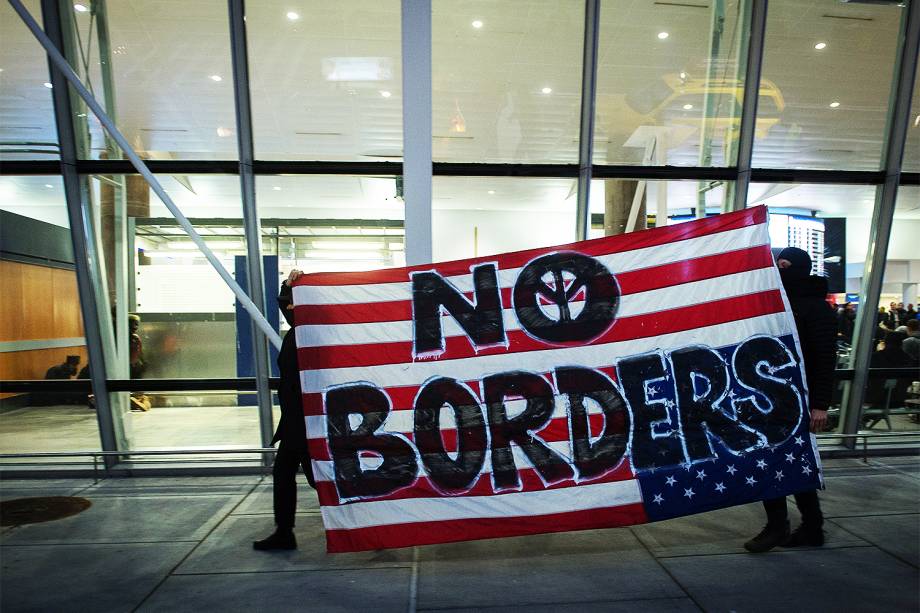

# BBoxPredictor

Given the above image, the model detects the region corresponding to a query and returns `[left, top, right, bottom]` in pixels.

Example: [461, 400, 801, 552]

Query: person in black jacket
[744, 247, 837, 553]
[254, 269, 316, 551]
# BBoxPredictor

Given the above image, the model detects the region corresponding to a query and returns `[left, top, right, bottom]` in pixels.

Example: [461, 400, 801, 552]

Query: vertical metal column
[727, 0, 768, 212]
[575, 0, 601, 241]
[40, 0, 118, 462]
[842, 1, 920, 440]
[228, 0, 274, 450]
[401, 0, 433, 266]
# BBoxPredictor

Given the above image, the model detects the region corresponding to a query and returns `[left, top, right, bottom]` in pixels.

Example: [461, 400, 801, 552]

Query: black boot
[783, 524, 825, 547]
[744, 521, 790, 553]
[253, 529, 297, 551]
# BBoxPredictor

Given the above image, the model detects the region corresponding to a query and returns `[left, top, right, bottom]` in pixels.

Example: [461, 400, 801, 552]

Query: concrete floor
[1, 456, 918, 612]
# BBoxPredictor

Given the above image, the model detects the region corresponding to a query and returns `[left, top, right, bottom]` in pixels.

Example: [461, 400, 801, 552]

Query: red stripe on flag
[297, 206, 764, 287]
[294, 243, 772, 325]
[297, 289, 785, 369]
[324, 502, 649, 552]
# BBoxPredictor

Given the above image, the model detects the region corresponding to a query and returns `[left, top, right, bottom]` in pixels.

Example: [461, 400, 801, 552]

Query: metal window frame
[227, 0, 274, 452]
[6, 0, 919, 468]
[575, 0, 601, 241]
[841, 0, 920, 442]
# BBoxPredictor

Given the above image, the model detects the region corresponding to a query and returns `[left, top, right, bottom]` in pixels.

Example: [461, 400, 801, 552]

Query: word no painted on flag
[292, 206, 823, 553]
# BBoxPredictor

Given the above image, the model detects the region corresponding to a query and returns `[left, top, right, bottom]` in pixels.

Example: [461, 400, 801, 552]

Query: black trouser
[763, 490, 823, 529]
[272, 441, 315, 530]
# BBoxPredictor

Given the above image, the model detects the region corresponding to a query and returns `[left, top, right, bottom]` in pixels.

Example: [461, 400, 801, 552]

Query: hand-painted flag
[292, 205, 823, 553]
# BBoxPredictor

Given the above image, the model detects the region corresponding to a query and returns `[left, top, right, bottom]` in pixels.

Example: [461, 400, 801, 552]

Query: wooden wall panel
[0, 346, 88, 381]
[0, 260, 84, 342]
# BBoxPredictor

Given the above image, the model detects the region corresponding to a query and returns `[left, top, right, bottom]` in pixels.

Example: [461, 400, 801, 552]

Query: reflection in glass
[0, 0, 59, 160]
[753, 0, 903, 170]
[432, 0, 584, 163]
[247, 1, 403, 161]
[594, 0, 749, 166]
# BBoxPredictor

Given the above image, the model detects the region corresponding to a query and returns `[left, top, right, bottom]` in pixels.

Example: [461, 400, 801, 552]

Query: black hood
[783, 274, 828, 299]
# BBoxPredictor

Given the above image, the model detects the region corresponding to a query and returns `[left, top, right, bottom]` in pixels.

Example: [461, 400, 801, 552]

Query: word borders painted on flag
[293, 206, 823, 553]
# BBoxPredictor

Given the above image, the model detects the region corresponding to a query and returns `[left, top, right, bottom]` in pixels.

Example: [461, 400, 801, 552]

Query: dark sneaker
[744, 522, 790, 553]
[253, 530, 296, 551]
[783, 524, 825, 548]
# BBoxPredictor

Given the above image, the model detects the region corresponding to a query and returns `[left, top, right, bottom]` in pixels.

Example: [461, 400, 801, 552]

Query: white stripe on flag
[299, 312, 795, 392]
[293, 224, 766, 306]
[295, 267, 779, 348]
[319, 478, 643, 530]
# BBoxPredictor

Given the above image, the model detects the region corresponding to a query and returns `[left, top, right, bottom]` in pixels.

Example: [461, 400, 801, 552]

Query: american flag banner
[292, 205, 823, 553]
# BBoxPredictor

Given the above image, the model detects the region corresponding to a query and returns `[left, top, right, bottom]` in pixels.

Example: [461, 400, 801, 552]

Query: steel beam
[575, 0, 601, 241]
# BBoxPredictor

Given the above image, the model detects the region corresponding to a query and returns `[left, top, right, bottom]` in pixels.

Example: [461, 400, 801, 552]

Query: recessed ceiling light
[829, 101, 840, 108]
[679, 71, 687, 80]
[658, 32, 669, 40]
[209, 74, 222, 82]
[76, 113, 86, 117]
[273, 186, 282, 191]
[216, 126, 233, 137]
[73, 3, 88, 12]
[286, 11, 300, 20]
[541, 87, 552, 95]
[472, 19, 483, 29]
[44, 184, 54, 188]
[380, 90, 392, 98]
[814, 42, 827, 50]
[683, 104, 693, 110]
[43, 82, 53, 88]
[487, 190, 496, 195]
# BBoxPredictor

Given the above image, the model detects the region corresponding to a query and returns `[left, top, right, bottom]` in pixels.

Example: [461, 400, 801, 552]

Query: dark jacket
[784, 275, 837, 411]
[272, 282, 308, 450]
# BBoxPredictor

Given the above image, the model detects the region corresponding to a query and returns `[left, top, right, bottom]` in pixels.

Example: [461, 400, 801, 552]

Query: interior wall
[0, 260, 86, 389]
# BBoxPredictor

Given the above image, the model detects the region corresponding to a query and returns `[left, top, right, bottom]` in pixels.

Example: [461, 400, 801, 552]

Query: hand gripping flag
[292, 206, 823, 553]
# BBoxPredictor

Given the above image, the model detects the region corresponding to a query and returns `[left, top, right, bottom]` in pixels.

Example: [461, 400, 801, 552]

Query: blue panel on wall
[235, 256, 280, 406]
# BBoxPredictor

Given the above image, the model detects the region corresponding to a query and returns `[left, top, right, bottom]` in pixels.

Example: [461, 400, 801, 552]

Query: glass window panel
[747, 183, 881, 434]
[432, 1, 584, 163]
[247, 1, 402, 161]
[856, 185, 919, 433]
[753, 0, 903, 170]
[72, 0, 237, 160]
[594, 1, 749, 166]
[902, 65, 920, 173]
[0, 175, 97, 455]
[433, 177, 578, 261]
[0, 0, 59, 160]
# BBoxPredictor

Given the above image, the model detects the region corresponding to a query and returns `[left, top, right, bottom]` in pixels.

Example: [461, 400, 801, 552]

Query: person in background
[899, 319, 919, 364]
[745, 247, 836, 553]
[253, 269, 316, 551]
[837, 302, 855, 344]
[45, 355, 80, 380]
[905, 303, 917, 321]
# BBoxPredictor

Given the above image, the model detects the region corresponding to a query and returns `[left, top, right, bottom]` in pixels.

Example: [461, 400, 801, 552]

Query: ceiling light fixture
[658, 32, 669, 40]
[286, 11, 300, 20]
[43, 82, 53, 89]
[814, 42, 827, 50]
[472, 19, 483, 29]
[209, 74, 222, 82]
[44, 184, 54, 188]
[829, 101, 840, 108]
[73, 3, 88, 12]
[679, 71, 687, 80]
[380, 90, 392, 98]
[683, 104, 693, 110]
[272, 186, 282, 191]
[541, 87, 553, 94]
[487, 190, 496, 195]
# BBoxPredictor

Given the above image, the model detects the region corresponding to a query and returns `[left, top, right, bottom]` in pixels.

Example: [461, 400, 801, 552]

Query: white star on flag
[648, 386, 659, 397]
[665, 476, 677, 486]
[683, 488, 695, 499]
[802, 464, 812, 475]
[726, 465, 737, 476]
[746, 475, 757, 486]
[696, 470, 707, 481]
[653, 493, 664, 504]
[715, 482, 726, 493]
[794, 436, 804, 446]
[756, 459, 767, 470]
[775, 470, 784, 481]
[785, 452, 796, 463]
